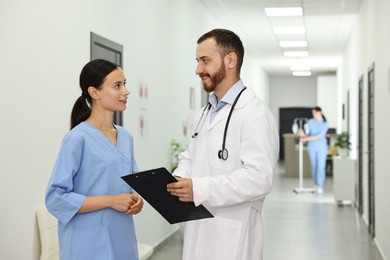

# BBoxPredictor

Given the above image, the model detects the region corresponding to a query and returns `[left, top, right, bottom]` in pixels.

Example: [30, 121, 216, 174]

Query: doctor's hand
[126, 193, 144, 215]
[167, 178, 194, 202]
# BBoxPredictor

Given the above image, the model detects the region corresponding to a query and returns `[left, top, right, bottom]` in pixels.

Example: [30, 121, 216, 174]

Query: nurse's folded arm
[77, 193, 141, 214]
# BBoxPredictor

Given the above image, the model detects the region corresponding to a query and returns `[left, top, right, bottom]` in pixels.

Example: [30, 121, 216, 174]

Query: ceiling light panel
[292, 71, 312, 76]
[265, 7, 303, 17]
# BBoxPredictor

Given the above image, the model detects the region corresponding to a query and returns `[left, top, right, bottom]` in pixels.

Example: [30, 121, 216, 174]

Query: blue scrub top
[307, 118, 329, 149]
[45, 122, 139, 260]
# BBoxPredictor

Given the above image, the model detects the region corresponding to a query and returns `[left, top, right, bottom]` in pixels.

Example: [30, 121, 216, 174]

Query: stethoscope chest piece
[218, 149, 228, 160]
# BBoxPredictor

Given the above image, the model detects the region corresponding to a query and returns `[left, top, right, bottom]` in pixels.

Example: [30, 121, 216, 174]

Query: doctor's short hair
[197, 28, 244, 76]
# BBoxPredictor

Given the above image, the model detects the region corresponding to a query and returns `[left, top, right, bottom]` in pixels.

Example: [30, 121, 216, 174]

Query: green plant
[170, 139, 188, 172]
[334, 131, 351, 150]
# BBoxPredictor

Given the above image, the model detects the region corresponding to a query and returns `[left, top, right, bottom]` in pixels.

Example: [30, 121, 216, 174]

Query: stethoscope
[192, 87, 246, 160]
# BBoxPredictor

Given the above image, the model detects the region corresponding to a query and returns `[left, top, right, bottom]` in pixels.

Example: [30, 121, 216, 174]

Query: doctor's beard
[201, 62, 226, 93]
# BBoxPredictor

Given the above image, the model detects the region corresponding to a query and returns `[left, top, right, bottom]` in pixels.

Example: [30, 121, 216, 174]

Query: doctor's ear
[225, 52, 237, 69]
[87, 86, 100, 100]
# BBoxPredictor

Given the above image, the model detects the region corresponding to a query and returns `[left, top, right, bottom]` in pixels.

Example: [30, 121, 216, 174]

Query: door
[279, 107, 312, 160]
[357, 76, 363, 215]
[367, 64, 375, 238]
[90, 32, 124, 126]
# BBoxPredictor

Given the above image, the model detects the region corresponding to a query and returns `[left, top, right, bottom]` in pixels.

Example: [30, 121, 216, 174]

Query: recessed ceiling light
[273, 27, 306, 35]
[293, 71, 312, 76]
[284, 51, 309, 57]
[279, 41, 308, 48]
[265, 7, 303, 17]
[290, 65, 311, 71]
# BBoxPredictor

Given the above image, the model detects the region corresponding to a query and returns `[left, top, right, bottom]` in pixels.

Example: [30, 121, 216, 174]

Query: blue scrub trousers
[307, 144, 327, 188]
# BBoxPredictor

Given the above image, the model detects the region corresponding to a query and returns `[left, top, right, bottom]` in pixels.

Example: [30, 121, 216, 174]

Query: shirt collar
[209, 80, 245, 109]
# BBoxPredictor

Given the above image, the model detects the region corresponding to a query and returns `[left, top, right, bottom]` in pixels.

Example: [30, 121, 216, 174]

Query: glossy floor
[152, 163, 383, 260]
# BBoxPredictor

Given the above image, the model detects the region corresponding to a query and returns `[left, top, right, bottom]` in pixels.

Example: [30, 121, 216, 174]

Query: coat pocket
[195, 217, 242, 260]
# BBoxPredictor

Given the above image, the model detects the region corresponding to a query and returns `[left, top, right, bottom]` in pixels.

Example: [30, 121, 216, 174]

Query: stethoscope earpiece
[191, 103, 212, 138]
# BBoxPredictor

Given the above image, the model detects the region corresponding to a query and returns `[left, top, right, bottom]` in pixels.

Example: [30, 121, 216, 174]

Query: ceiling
[198, 0, 363, 76]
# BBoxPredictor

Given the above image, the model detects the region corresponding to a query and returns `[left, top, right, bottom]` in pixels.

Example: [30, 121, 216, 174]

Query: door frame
[90, 32, 124, 126]
[357, 75, 364, 215]
[367, 63, 375, 238]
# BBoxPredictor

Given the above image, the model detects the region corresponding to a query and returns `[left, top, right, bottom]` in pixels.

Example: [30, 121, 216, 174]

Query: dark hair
[312, 106, 327, 122]
[197, 28, 244, 77]
[70, 59, 118, 129]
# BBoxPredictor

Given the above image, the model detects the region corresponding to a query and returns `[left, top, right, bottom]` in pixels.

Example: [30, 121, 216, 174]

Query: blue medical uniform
[306, 118, 328, 188]
[46, 122, 139, 260]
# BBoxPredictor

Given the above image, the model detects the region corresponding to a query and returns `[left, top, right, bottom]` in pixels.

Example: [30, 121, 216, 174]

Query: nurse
[45, 59, 143, 260]
[300, 106, 329, 194]
[167, 29, 279, 260]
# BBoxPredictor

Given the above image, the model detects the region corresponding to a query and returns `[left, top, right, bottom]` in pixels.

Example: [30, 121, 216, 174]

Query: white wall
[317, 75, 338, 130]
[340, 0, 390, 258]
[269, 76, 317, 127]
[0, 0, 270, 259]
[242, 55, 270, 105]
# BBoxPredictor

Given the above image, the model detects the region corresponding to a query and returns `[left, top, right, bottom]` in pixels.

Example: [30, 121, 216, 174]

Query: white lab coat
[174, 87, 279, 260]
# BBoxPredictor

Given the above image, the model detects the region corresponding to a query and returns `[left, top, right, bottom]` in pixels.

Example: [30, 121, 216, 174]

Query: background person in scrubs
[46, 59, 143, 260]
[300, 106, 329, 194]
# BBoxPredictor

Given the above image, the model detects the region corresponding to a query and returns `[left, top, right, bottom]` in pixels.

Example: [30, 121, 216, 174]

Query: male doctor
[167, 28, 279, 260]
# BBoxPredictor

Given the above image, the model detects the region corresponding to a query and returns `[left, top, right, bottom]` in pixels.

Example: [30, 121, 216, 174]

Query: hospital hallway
[152, 162, 383, 260]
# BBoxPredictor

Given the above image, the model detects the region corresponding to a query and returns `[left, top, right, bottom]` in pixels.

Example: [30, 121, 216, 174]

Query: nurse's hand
[126, 193, 144, 215]
[298, 129, 306, 137]
[167, 178, 194, 202]
[111, 193, 137, 213]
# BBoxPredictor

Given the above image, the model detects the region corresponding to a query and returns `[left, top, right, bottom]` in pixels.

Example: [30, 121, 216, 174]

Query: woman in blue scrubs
[300, 107, 329, 194]
[46, 59, 143, 259]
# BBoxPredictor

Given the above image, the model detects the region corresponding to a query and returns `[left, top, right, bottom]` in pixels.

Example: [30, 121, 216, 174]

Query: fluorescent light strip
[273, 27, 306, 35]
[293, 71, 312, 76]
[290, 65, 311, 71]
[279, 41, 307, 48]
[284, 51, 309, 57]
[265, 7, 303, 17]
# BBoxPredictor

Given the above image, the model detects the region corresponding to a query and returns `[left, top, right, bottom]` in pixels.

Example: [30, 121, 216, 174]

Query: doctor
[167, 29, 279, 260]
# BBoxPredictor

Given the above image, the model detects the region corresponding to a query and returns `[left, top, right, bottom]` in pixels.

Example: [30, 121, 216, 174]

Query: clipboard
[121, 167, 213, 224]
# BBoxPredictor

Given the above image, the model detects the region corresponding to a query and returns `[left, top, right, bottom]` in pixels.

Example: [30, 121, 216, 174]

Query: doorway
[278, 107, 312, 160]
[90, 32, 124, 126]
[367, 63, 375, 238]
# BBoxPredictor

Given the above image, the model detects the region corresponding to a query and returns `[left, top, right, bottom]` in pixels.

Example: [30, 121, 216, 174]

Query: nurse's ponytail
[313, 106, 327, 122]
[70, 59, 118, 129]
